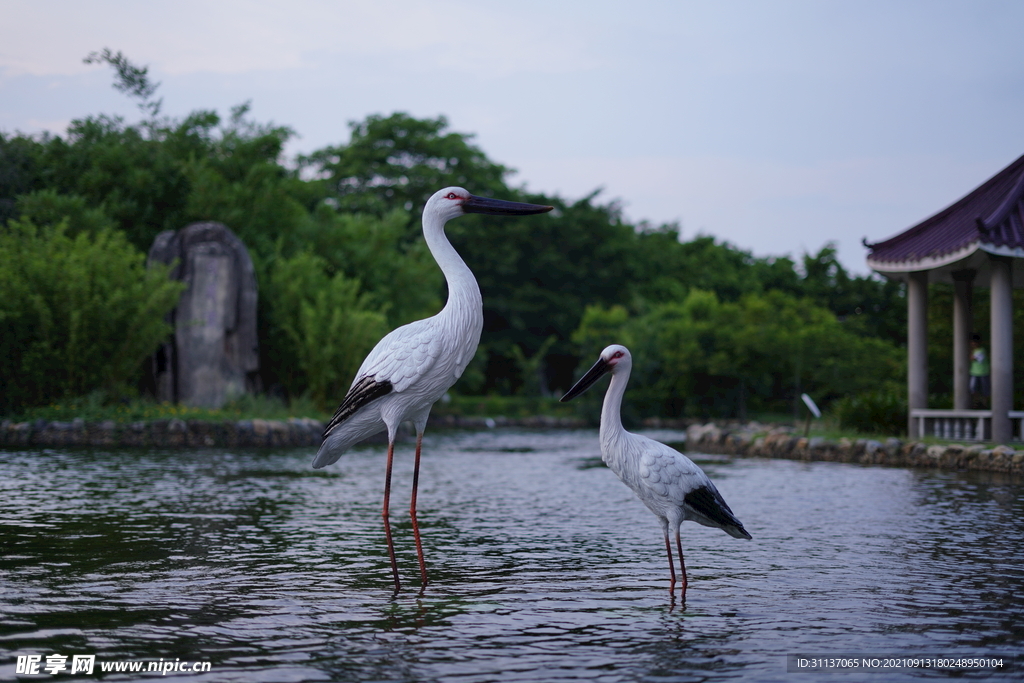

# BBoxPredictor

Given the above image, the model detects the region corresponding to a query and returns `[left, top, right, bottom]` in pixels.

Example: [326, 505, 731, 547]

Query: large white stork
[560, 344, 751, 599]
[313, 186, 552, 591]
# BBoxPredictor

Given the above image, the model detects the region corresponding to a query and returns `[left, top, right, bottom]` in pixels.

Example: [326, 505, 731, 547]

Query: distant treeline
[1, 51, 967, 427]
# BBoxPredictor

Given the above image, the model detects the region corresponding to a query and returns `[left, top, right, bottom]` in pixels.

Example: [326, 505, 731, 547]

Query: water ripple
[1, 429, 1022, 681]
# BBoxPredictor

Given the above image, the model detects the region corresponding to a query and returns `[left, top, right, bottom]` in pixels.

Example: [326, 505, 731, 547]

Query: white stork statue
[561, 344, 751, 599]
[313, 186, 552, 591]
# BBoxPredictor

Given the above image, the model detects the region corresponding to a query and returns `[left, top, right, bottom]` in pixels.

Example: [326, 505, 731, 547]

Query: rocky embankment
[4, 415, 1021, 475]
[0, 417, 326, 448]
[0, 414, 586, 449]
[673, 421, 1024, 475]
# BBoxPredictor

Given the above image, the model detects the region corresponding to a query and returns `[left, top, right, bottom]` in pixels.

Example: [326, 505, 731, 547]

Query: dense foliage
[833, 387, 908, 436]
[1, 51, 917, 426]
[265, 250, 387, 410]
[570, 289, 903, 423]
[0, 217, 182, 413]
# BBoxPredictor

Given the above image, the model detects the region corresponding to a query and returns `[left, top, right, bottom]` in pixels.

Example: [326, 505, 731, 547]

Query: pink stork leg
[675, 529, 688, 599]
[664, 533, 677, 593]
[410, 432, 428, 587]
[382, 440, 401, 591]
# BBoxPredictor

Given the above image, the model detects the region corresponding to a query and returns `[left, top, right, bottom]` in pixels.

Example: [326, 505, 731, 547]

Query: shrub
[833, 388, 907, 436]
[0, 219, 184, 413]
[265, 250, 387, 410]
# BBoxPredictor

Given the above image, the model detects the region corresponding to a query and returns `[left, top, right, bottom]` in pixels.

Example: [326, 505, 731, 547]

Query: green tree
[14, 189, 115, 237]
[28, 114, 193, 250]
[302, 112, 512, 215]
[800, 243, 906, 345]
[2, 55, 915, 415]
[632, 232, 766, 305]
[83, 48, 163, 117]
[571, 289, 903, 420]
[264, 250, 388, 410]
[0, 132, 42, 224]
[180, 102, 308, 257]
[0, 219, 183, 412]
[293, 205, 441, 328]
[571, 304, 635, 360]
[452, 191, 641, 395]
[5, 104, 303, 257]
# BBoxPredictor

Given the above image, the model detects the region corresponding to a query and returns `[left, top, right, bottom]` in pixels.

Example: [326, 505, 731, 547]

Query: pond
[1, 428, 1022, 681]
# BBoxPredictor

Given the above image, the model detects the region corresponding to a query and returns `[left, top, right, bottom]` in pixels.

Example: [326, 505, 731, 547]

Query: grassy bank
[4, 392, 329, 424]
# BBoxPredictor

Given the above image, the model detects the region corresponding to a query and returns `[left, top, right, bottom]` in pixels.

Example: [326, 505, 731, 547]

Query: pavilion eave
[867, 241, 1024, 288]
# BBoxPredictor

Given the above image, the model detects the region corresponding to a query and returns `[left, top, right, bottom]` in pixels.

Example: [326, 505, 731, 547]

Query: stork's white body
[312, 187, 551, 591]
[601, 430, 746, 534]
[562, 344, 750, 598]
[597, 374, 749, 541]
[311, 210, 482, 467]
[312, 310, 480, 463]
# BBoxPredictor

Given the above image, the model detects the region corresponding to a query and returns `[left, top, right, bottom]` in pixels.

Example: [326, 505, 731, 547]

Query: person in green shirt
[970, 333, 990, 409]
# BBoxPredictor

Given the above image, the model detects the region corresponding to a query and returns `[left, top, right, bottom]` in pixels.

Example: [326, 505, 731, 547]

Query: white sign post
[801, 393, 821, 436]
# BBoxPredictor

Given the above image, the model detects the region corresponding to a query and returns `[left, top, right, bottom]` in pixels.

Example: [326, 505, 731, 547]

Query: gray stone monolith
[148, 222, 259, 408]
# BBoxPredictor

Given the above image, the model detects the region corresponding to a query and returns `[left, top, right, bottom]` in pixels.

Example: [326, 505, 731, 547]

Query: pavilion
[866, 152, 1024, 443]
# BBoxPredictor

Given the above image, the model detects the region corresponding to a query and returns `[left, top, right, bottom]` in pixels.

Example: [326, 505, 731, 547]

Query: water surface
[1, 428, 1022, 681]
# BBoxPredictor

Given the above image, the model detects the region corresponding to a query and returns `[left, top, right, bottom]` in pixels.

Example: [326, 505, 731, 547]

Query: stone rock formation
[148, 222, 259, 408]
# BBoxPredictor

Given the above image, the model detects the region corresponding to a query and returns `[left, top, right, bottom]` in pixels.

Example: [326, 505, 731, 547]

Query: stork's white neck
[599, 365, 630, 449]
[423, 211, 482, 321]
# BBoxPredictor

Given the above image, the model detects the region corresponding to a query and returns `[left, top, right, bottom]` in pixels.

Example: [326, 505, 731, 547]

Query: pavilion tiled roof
[866, 152, 1024, 271]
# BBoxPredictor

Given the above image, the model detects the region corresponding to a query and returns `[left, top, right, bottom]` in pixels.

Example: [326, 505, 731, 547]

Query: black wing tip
[322, 377, 393, 438]
[684, 484, 748, 533]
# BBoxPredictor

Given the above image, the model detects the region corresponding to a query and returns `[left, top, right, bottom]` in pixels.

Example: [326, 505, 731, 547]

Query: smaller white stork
[560, 344, 751, 599]
[313, 186, 552, 592]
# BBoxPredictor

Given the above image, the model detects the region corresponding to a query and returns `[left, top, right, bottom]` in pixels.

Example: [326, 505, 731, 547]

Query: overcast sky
[3, 0, 1023, 273]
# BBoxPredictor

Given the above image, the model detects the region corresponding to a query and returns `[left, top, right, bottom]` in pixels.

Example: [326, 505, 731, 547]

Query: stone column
[907, 271, 929, 438]
[148, 222, 260, 409]
[989, 256, 1013, 443]
[952, 271, 974, 410]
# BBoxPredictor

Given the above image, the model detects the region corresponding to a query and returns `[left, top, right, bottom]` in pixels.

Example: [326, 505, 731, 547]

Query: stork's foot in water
[382, 511, 400, 592]
[676, 531, 688, 600]
[664, 532, 688, 598]
[382, 442, 401, 592]
[410, 516, 428, 588]
[664, 534, 677, 587]
[410, 434, 429, 588]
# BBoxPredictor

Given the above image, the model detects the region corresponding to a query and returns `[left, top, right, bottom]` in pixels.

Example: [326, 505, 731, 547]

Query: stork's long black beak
[560, 357, 610, 402]
[463, 195, 553, 216]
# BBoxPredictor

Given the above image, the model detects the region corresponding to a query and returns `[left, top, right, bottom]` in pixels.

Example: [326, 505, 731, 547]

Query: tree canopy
[0, 50, 920, 421]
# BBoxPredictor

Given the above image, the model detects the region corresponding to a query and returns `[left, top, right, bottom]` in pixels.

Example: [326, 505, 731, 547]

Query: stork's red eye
[446, 192, 458, 199]
[613, 351, 624, 359]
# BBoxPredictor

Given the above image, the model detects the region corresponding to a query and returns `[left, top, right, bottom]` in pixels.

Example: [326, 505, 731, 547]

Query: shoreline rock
[676, 420, 1024, 475]
[4, 415, 1019, 475]
[0, 417, 328, 449]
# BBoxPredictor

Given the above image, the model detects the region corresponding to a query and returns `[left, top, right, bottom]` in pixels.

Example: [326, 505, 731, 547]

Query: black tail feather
[683, 484, 752, 539]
